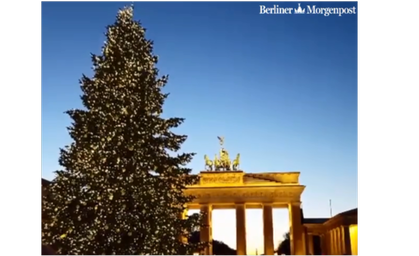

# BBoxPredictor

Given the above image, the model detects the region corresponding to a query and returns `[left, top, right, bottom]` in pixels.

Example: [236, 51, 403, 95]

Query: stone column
[263, 203, 274, 255]
[342, 226, 352, 255]
[200, 204, 213, 255]
[332, 229, 337, 255]
[236, 203, 247, 255]
[327, 231, 332, 255]
[336, 229, 341, 255]
[337, 227, 343, 255]
[289, 202, 305, 255]
[334, 228, 340, 255]
[307, 234, 314, 255]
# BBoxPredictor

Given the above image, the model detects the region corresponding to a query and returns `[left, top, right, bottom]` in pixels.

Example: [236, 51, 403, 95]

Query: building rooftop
[335, 208, 357, 217]
[303, 218, 330, 224]
[42, 178, 51, 187]
[302, 208, 357, 224]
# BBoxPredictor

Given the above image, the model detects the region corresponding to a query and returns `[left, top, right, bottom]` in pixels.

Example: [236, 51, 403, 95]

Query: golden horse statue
[232, 153, 240, 171]
[214, 155, 221, 171]
[204, 155, 213, 171]
[219, 148, 231, 171]
[204, 136, 237, 172]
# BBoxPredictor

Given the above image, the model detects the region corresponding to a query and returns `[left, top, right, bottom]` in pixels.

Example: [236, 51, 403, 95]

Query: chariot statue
[203, 136, 241, 172]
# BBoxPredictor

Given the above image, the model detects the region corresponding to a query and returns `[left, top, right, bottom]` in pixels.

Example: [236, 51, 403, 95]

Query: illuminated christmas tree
[42, 6, 204, 255]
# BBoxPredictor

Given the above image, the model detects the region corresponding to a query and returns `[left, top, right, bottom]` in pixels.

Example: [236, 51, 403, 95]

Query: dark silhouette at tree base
[276, 232, 291, 255]
[275, 232, 323, 255]
[189, 231, 237, 255]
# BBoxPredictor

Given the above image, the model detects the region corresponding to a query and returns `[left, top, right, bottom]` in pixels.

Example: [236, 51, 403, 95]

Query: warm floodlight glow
[349, 224, 358, 255]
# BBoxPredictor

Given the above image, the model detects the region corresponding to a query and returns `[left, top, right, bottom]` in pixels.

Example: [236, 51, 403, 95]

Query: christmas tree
[42, 6, 205, 255]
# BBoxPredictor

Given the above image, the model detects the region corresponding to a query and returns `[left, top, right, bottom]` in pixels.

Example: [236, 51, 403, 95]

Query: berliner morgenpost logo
[259, 3, 357, 16]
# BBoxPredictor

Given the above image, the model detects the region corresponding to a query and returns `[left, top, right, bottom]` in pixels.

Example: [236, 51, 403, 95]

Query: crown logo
[294, 3, 306, 14]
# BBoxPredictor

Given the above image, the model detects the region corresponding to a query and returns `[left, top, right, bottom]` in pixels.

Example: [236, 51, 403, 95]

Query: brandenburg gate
[184, 137, 306, 255]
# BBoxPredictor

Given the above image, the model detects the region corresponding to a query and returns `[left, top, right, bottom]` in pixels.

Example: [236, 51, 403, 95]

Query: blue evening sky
[42, 1, 357, 253]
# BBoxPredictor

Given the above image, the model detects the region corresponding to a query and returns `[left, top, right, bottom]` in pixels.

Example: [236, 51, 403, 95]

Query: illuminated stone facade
[303, 208, 358, 255]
